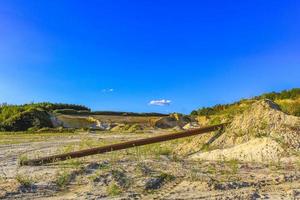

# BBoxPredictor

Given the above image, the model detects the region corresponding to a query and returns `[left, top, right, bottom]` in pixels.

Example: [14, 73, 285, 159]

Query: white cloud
[149, 99, 171, 106]
[102, 88, 115, 93]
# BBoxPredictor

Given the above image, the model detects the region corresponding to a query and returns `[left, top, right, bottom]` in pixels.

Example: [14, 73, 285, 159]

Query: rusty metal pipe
[21, 123, 227, 166]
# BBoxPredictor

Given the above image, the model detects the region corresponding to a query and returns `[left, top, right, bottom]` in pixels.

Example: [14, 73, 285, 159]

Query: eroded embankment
[177, 99, 300, 163]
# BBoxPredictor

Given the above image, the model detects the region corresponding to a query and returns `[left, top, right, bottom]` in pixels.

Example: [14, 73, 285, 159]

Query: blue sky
[0, 0, 299, 113]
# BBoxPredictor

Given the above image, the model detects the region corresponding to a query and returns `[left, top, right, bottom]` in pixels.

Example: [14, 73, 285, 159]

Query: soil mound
[214, 99, 300, 150]
[110, 123, 143, 132]
[190, 137, 284, 162]
[154, 114, 191, 129]
[177, 99, 300, 162]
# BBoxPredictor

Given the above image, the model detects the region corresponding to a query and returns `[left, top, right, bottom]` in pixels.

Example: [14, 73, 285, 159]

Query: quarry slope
[177, 99, 300, 162]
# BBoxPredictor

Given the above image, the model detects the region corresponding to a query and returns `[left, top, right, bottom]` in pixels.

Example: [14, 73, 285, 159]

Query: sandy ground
[1, 131, 300, 200]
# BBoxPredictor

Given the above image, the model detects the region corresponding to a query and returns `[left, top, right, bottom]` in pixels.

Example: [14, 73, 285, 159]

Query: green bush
[1, 108, 53, 131]
[256, 88, 300, 101]
[0, 102, 91, 131]
[107, 183, 122, 196]
[55, 171, 72, 188]
[22, 102, 90, 112]
[278, 101, 300, 116]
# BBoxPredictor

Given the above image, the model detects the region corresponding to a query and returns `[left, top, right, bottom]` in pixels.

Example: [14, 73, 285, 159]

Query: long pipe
[21, 123, 227, 166]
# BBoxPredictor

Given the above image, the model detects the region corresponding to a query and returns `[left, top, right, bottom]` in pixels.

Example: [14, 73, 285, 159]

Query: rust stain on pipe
[21, 123, 227, 166]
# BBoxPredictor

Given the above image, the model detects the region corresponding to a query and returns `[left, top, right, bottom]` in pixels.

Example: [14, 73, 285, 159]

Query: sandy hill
[176, 99, 300, 162]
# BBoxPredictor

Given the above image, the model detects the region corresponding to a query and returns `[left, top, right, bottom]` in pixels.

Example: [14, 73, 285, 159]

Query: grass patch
[159, 172, 175, 182]
[18, 155, 29, 166]
[207, 165, 217, 174]
[63, 159, 83, 168]
[107, 182, 122, 196]
[55, 171, 72, 188]
[127, 143, 173, 159]
[0, 132, 79, 145]
[112, 169, 131, 188]
[16, 174, 34, 188]
[225, 159, 239, 174]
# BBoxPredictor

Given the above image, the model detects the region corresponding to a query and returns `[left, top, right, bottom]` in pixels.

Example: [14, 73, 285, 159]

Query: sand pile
[154, 113, 191, 129]
[110, 123, 143, 132]
[174, 131, 218, 155]
[177, 99, 300, 162]
[190, 137, 284, 162]
[213, 99, 300, 150]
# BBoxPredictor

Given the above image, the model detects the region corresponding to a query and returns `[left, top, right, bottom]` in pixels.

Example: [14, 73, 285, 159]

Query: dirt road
[1, 131, 300, 199]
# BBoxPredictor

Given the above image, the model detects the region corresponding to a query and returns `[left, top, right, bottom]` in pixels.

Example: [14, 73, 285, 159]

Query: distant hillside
[54, 109, 168, 117]
[0, 102, 167, 131]
[0, 103, 90, 131]
[191, 88, 300, 124]
[1, 89, 299, 132]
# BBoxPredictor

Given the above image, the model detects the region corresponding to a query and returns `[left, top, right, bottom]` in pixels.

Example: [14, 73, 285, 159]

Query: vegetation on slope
[54, 109, 168, 117]
[1, 108, 53, 131]
[1, 88, 299, 131]
[0, 102, 167, 131]
[0, 103, 89, 131]
[191, 88, 300, 120]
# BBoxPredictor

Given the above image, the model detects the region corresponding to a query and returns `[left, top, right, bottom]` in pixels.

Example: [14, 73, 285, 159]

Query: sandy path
[0, 139, 82, 178]
[0, 132, 148, 178]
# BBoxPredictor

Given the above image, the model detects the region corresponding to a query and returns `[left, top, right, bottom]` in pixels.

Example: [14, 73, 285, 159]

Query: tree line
[191, 88, 300, 116]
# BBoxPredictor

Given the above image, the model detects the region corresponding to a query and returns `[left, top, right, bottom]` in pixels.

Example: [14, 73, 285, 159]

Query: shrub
[107, 183, 122, 196]
[1, 108, 53, 131]
[16, 174, 34, 188]
[55, 171, 72, 188]
[277, 100, 300, 116]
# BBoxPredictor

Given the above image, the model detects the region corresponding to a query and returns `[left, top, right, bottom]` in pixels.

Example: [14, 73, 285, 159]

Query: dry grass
[0, 131, 79, 145]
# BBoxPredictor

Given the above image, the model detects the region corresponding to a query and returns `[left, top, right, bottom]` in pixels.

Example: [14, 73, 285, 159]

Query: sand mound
[190, 137, 284, 162]
[174, 131, 217, 155]
[214, 99, 300, 150]
[176, 99, 300, 162]
[154, 114, 191, 129]
[110, 123, 143, 132]
[183, 122, 201, 130]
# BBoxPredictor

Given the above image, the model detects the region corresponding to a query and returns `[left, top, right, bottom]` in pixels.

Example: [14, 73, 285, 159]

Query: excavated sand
[179, 99, 300, 162]
[213, 99, 300, 150]
[174, 132, 217, 155]
[190, 137, 284, 162]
